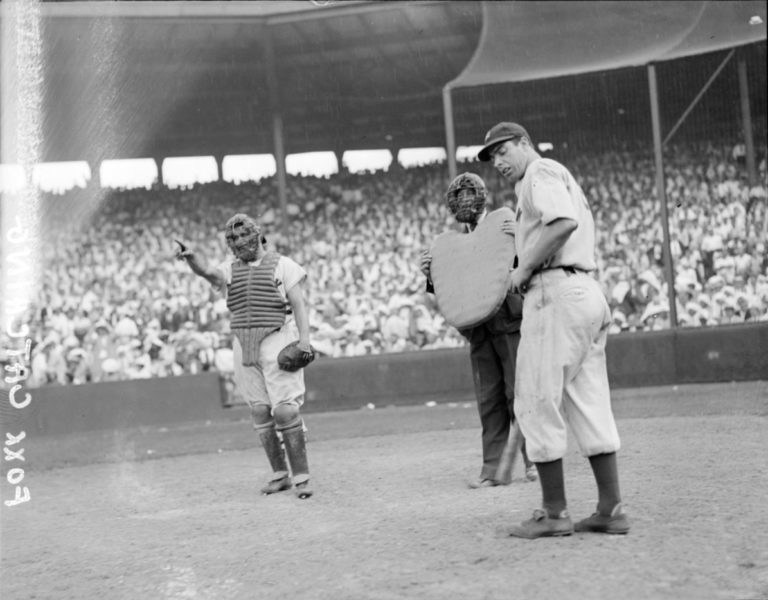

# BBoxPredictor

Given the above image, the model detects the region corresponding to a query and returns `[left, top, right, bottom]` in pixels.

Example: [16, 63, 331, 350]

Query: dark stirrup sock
[535, 459, 567, 517]
[588, 452, 622, 515]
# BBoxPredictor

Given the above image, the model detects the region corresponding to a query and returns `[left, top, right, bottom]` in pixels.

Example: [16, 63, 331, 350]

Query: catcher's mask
[445, 172, 487, 223]
[225, 213, 262, 262]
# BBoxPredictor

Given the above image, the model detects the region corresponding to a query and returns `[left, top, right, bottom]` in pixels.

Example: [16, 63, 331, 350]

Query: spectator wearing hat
[100, 358, 122, 382]
[682, 302, 706, 328]
[700, 227, 724, 281]
[714, 248, 737, 284]
[64, 348, 92, 385]
[734, 294, 755, 322]
[29, 334, 66, 387]
[711, 292, 729, 321]
[733, 240, 754, 280]
[15, 139, 768, 382]
[639, 302, 671, 331]
[720, 300, 743, 325]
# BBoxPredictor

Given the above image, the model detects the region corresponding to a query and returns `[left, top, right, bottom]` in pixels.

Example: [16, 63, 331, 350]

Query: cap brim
[477, 135, 516, 162]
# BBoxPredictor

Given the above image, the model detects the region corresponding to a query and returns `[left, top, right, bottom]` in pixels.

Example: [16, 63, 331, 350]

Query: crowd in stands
[2, 139, 766, 387]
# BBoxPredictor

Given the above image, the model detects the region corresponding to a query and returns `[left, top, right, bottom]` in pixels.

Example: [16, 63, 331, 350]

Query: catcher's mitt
[277, 341, 316, 372]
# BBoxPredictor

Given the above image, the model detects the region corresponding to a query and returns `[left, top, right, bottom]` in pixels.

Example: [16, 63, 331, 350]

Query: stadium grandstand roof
[450, 1, 767, 88]
[0, 1, 766, 165]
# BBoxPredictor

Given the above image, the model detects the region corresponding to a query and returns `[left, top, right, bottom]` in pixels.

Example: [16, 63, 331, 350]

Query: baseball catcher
[419, 172, 537, 488]
[176, 213, 315, 499]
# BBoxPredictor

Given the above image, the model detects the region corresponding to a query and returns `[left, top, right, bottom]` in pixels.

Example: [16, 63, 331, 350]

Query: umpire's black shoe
[574, 503, 630, 534]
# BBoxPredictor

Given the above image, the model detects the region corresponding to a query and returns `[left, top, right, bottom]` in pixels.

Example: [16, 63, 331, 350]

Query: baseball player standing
[420, 172, 537, 489]
[176, 213, 315, 499]
[478, 123, 629, 538]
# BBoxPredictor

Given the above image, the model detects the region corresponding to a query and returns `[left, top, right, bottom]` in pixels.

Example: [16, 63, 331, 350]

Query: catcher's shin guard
[281, 423, 312, 498]
[257, 424, 290, 492]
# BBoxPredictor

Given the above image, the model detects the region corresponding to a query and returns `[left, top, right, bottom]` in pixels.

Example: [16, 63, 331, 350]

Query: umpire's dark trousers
[461, 293, 523, 483]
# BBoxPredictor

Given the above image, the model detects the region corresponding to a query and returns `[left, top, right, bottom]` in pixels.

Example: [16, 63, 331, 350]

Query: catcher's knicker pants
[233, 321, 305, 409]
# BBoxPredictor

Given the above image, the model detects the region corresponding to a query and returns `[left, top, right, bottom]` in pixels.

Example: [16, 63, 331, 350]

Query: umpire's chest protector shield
[430, 207, 517, 330]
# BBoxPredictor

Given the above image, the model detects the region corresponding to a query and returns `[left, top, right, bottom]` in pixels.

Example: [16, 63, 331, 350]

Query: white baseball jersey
[512, 157, 620, 463]
[514, 158, 597, 272]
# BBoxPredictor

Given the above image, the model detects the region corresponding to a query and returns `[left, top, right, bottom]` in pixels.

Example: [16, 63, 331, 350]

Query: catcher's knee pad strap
[273, 402, 301, 431]
[251, 404, 274, 431]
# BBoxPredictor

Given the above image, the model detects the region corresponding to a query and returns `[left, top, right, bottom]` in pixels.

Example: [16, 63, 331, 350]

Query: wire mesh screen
[455, 41, 767, 332]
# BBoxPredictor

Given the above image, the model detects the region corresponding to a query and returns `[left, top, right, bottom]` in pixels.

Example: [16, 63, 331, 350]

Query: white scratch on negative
[1, 0, 44, 327]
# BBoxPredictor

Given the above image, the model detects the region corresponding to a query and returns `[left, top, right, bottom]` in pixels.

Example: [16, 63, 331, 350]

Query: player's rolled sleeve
[278, 257, 307, 293]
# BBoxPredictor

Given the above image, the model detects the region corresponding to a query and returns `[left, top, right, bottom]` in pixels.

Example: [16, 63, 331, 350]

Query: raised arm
[175, 239, 226, 289]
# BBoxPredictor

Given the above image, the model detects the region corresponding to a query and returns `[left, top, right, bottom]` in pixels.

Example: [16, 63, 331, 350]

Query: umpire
[420, 172, 537, 488]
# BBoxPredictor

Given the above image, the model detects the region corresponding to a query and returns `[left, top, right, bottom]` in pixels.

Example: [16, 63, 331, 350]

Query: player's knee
[273, 402, 301, 431]
[250, 404, 273, 430]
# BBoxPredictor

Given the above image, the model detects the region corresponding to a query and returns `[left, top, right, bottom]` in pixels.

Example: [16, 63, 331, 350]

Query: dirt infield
[1, 381, 767, 600]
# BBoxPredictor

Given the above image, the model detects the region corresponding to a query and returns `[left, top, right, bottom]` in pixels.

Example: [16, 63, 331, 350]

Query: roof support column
[647, 63, 678, 330]
[334, 148, 345, 173]
[154, 157, 164, 187]
[388, 146, 400, 170]
[738, 52, 765, 237]
[737, 53, 757, 187]
[214, 155, 224, 183]
[272, 114, 288, 229]
[263, 25, 288, 237]
[442, 84, 457, 181]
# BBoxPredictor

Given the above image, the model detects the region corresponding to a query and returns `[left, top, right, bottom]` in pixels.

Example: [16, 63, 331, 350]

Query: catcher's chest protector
[228, 252, 288, 366]
[227, 252, 287, 330]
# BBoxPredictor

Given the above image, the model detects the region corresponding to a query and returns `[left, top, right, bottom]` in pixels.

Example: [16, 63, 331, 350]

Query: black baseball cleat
[507, 509, 574, 539]
[574, 503, 630, 534]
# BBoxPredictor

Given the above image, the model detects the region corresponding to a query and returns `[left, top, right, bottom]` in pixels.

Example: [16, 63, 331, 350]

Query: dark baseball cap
[477, 122, 531, 162]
